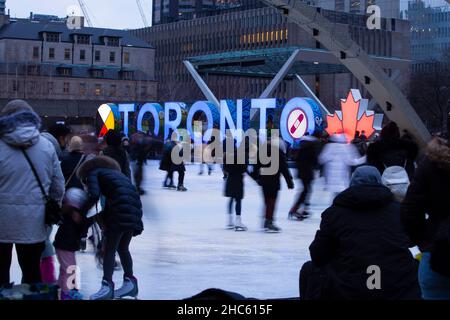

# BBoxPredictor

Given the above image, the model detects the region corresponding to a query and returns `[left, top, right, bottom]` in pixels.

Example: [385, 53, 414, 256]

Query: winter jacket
[401, 138, 450, 255]
[224, 154, 248, 200]
[159, 141, 175, 172]
[309, 183, 421, 300]
[60, 151, 85, 189]
[295, 135, 320, 181]
[319, 134, 366, 194]
[367, 137, 418, 178]
[252, 141, 294, 198]
[77, 156, 143, 235]
[0, 110, 65, 244]
[101, 146, 131, 179]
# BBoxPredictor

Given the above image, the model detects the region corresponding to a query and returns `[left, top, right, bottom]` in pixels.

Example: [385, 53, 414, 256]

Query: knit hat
[68, 136, 83, 152]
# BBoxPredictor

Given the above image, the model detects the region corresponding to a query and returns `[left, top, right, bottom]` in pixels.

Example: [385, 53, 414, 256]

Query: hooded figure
[0, 100, 64, 287]
[300, 166, 421, 300]
[402, 136, 450, 299]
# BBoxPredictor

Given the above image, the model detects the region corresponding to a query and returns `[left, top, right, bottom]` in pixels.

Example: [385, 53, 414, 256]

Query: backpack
[381, 165, 410, 202]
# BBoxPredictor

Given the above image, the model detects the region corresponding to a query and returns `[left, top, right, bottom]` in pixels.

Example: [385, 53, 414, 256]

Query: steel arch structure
[261, 0, 431, 147]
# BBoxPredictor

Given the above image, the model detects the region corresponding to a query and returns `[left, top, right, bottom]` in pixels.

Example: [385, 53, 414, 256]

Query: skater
[223, 146, 248, 231]
[402, 135, 450, 299]
[54, 188, 89, 300]
[319, 133, 366, 199]
[289, 133, 320, 221]
[0, 100, 64, 288]
[160, 138, 176, 189]
[300, 166, 421, 300]
[101, 129, 131, 179]
[77, 155, 144, 300]
[251, 137, 294, 233]
[171, 139, 188, 191]
[129, 131, 151, 194]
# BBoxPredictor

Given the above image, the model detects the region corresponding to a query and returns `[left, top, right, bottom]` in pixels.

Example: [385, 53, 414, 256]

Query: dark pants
[176, 170, 185, 187]
[299, 261, 330, 300]
[0, 242, 45, 287]
[291, 177, 312, 212]
[164, 170, 174, 186]
[103, 230, 134, 282]
[228, 198, 242, 216]
[134, 161, 144, 190]
[263, 191, 278, 221]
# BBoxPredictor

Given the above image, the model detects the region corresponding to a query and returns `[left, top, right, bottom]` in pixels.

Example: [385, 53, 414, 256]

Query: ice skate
[288, 210, 304, 220]
[226, 214, 234, 229]
[114, 276, 139, 300]
[177, 185, 187, 192]
[234, 216, 247, 232]
[264, 220, 281, 233]
[90, 280, 114, 300]
[167, 183, 176, 189]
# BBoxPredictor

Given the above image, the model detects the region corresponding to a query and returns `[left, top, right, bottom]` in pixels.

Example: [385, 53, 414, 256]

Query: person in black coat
[101, 129, 131, 180]
[300, 166, 421, 300]
[160, 139, 176, 188]
[366, 122, 418, 179]
[224, 146, 249, 231]
[289, 133, 320, 220]
[77, 155, 143, 300]
[251, 138, 294, 233]
[401, 136, 450, 299]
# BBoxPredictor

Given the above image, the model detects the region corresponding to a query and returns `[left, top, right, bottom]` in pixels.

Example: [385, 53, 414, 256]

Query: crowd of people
[0, 98, 450, 300]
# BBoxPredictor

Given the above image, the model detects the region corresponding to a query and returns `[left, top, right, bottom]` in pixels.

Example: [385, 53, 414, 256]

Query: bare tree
[409, 51, 450, 134]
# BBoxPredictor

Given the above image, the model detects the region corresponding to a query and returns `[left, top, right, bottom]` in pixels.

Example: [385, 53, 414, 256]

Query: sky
[6, 0, 153, 30]
[4, 0, 450, 30]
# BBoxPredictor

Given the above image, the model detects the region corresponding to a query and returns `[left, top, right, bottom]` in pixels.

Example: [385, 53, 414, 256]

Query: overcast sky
[6, 0, 153, 30]
[5, 0, 449, 30]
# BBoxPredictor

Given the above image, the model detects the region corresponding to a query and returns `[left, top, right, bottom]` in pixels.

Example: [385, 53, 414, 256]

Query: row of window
[411, 26, 450, 39]
[32, 46, 131, 64]
[10, 80, 150, 97]
[44, 32, 121, 47]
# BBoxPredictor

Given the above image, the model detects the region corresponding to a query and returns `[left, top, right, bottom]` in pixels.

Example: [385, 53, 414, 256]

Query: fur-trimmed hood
[77, 155, 121, 180]
[0, 110, 41, 147]
[426, 137, 450, 171]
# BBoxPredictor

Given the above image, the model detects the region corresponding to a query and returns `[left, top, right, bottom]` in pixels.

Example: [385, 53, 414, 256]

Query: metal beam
[294, 74, 331, 115]
[259, 49, 301, 99]
[183, 60, 220, 107]
[261, 0, 431, 148]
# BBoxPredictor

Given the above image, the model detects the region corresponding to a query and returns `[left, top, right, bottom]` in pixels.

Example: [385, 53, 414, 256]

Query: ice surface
[10, 161, 334, 300]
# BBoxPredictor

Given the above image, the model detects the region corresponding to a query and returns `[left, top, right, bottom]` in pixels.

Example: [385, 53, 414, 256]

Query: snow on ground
[10, 161, 334, 299]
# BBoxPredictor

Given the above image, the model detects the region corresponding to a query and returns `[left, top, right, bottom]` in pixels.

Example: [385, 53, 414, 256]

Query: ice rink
[10, 161, 335, 300]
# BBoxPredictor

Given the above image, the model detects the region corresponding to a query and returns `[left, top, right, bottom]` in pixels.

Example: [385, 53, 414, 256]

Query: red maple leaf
[325, 90, 375, 141]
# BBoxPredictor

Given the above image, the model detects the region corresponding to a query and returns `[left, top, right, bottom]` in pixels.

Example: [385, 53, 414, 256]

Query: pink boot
[40, 256, 57, 284]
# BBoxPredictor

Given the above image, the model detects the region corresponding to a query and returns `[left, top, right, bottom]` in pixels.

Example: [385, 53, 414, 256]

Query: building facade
[0, 1, 5, 16]
[407, 0, 450, 71]
[133, 5, 411, 110]
[316, 0, 400, 18]
[0, 14, 157, 123]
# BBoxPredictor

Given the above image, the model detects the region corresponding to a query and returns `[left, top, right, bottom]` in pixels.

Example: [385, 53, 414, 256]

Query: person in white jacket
[0, 100, 65, 288]
[319, 133, 366, 198]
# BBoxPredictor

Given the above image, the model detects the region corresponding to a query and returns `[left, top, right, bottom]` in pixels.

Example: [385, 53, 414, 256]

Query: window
[95, 50, 101, 62]
[123, 52, 130, 64]
[27, 65, 40, 75]
[80, 49, 86, 61]
[125, 85, 131, 96]
[109, 51, 116, 63]
[77, 35, 90, 45]
[12, 80, 19, 92]
[64, 49, 71, 60]
[90, 69, 104, 78]
[107, 37, 120, 47]
[63, 82, 70, 94]
[140, 86, 147, 97]
[110, 84, 117, 96]
[58, 67, 72, 76]
[46, 32, 59, 42]
[47, 82, 54, 94]
[28, 81, 37, 93]
[120, 71, 134, 80]
[49, 48, 55, 59]
[79, 83, 86, 95]
[33, 47, 40, 59]
[95, 84, 102, 96]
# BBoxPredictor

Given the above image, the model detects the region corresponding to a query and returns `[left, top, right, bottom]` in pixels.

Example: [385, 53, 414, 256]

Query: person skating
[0, 100, 65, 288]
[223, 146, 249, 231]
[77, 155, 144, 300]
[160, 139, 176, 189]
[101, 129, 131, 179]
[289, 133, 320, 221]
[251, 137, 294, 233]
[401, 134, 450, 299]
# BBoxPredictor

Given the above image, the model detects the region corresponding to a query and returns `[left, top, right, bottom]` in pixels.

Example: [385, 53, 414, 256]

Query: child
[77, 155, 144, 300]
[54, 188, 89, 300]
